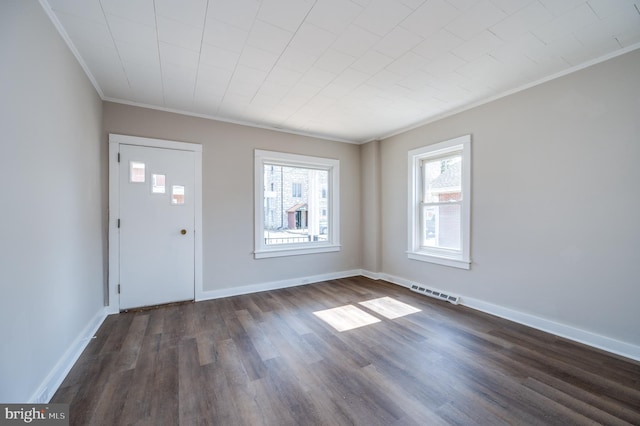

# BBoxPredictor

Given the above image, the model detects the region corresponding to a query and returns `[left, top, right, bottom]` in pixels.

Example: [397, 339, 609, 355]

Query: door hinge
[118, 284, 121, 294]
[117, 152, 120, 162]
[117, 219, 120, 228]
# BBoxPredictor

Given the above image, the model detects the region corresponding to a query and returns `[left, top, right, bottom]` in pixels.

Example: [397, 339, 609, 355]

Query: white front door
[119, 144, 195, 310]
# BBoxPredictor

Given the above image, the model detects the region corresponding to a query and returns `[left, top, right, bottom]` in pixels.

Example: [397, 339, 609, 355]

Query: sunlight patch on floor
[313, 305, 381, 332]
[358, 297, 421, 319]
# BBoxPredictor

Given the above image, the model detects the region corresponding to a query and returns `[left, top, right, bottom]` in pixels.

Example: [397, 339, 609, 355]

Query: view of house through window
[421, 154, 462, 250]
[263, 165, 329, 245]
[408, 134, 470, 269]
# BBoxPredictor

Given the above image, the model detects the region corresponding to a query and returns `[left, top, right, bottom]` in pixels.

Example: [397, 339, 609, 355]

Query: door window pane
[171, 185, 185, 205]
[151, 174, 166, 193]
[130, 161, 145, 183]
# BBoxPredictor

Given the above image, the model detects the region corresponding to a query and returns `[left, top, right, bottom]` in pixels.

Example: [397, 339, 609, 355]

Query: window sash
[407, 135, 471, 269]
[255, 150, 340, 259]
[419, 203, 462, 250]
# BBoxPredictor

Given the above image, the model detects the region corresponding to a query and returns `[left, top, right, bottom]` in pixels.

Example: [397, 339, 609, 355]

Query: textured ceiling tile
[532, 3, 599, 44]
[288, 22, 337, 56]
[587, 0, 639, 19]
[238, 46, 280, 72]
[452, 30, 503, 61]
[159, 42, 200, 68]
[100, 0, 155, 27]
[277, 48, 318, 74]
[199, 43, 241, 70]
[107, 14, 157, 46]
[411, 29, 464, 60]
[156, 16, 203, 52]
[366, 69, 404, 89]
[537, 0, 587, 17]
[445, 0, 506, 40]
[162, 62, 198, 86]
[489, 0, 534, 15]
[125, 61, 162, 90]
[351, 50, 395, 74]
[489, 1, 553, 41]
[373, 26, 424, 59]
[257, 0, 314, 32]
[401, 0, 461, 38]
[114, 38, 159, 66]
[314, 49, 357, 73]
[354, 0, 413, 37]
[202, 19, 249, 53]
[332, 24, 380, 57]
[226, 65, 267, 97]
[207, 0, 260, 31]
[196, 63, 233, 89]
[446, 0, 482, 11]
[306, 0, 363, 35]
[155, 0, 208, 27]
[245, 20, 294, 54]
[489, 32, 544, 67]
[385, 51, 428, 76]
[331, 67, 371, 90]
[422, 52, 467, 77]
[265, 65, 302, 86]
[398, 0, 427, 9]
[594, 6, 640, 46]
[55, 11, 113, 48]
[299, 68, 338, 88]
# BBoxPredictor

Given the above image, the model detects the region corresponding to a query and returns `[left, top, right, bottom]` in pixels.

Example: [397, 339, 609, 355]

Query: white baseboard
[29, 307, 110, 403]
[462, 297, 640, 362]
[196, 269, 363, 302]
[376, 272, 412, 289]
[377, 272, 640, 362]
[360, 270, 382, 280]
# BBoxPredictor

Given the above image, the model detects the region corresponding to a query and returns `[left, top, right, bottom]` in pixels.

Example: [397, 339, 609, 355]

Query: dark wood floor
[52, 277, 640, 425]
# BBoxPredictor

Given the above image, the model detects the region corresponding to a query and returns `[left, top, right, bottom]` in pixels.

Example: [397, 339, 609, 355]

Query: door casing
[108, 133, 203, 313]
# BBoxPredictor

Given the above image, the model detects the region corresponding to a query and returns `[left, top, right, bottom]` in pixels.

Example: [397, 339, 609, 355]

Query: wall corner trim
[360, 270, 382, 280]
[30, 307, 110, 403]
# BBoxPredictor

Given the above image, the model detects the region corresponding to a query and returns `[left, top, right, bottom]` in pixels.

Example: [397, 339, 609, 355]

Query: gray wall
[0, 0, 105, 402]
[360, 140, 381, 273]
[103, 103, 362, 292]
[376, 49, 640, 346]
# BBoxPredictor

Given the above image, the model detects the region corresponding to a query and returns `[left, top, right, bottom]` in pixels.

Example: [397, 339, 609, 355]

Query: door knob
[180, 229, 187, 235]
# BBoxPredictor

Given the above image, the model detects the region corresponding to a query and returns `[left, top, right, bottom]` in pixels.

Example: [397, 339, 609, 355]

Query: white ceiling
[43, 0, 640, 143]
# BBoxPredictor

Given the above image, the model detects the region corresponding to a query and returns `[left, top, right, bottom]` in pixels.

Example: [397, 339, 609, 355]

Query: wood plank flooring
[52, 277, 640, 425]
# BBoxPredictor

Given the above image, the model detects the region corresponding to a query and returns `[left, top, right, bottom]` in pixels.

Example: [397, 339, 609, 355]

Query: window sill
[255, 244, 341, 259]
[407, 251, 471, 270]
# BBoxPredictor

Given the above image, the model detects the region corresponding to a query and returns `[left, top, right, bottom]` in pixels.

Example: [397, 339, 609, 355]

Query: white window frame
[408, 135, 471, 269]
[254, 150, 340, 259]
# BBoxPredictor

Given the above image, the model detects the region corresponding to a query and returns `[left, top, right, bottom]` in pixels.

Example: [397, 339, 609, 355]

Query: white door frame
[108, 133, 203, 313]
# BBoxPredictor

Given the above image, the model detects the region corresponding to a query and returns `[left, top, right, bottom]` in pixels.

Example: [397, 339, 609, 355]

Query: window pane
[130, 161, 145, 183]
[151, 174, 166, 193]
[171, 185, 185, 205]
[263, 165, 329, 245]
[423, 154, 462, 202]
[422, 204, 461, 250]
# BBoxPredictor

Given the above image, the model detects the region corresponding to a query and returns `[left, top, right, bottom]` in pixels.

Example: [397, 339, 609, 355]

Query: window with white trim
[408, 135, 471, 269]
[255, 150, 340, 259]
